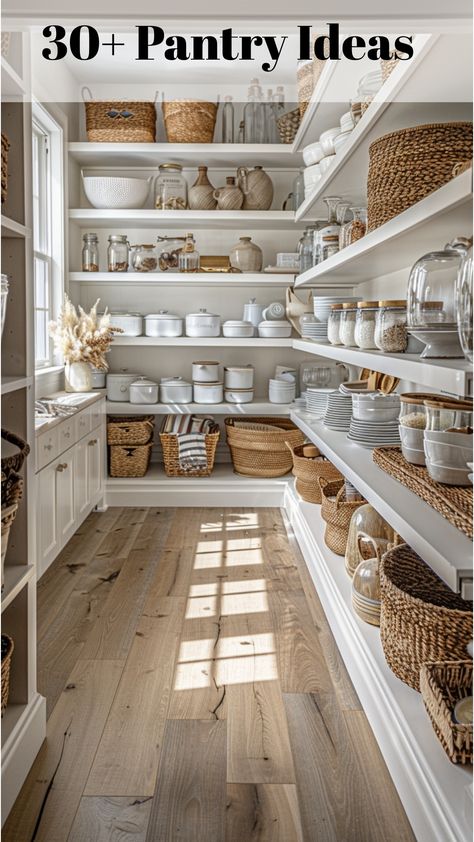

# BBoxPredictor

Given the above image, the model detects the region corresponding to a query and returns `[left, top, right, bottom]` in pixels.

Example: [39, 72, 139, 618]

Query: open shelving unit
[69, 208, 302, 230]
[69, 271, 295, 287]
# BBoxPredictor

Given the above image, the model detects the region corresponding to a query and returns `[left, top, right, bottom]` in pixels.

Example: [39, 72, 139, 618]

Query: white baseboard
[1, 693, 46, 824]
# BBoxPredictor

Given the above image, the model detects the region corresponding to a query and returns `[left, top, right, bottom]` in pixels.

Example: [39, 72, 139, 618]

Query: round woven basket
[1, 634, 14, 715]
[84, 100, 156, 143]
[225, 417, 304, 477]
[380, 544, 473, 691]
[1, 429, 30, 479]
[319, 477, 366, 556]
[277, 109, 301, 144]
[162, 101, 217, 144]
[297, 62, 313, 119]
[367, 121, 473, 231]
[287, 442, 342, 504]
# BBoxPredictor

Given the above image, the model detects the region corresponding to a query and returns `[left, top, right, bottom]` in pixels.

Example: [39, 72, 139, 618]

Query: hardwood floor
[3, 507, 415, 842]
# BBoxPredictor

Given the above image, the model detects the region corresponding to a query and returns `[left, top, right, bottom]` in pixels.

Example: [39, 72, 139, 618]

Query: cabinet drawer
[58, 418, 76, 452]
[75, 407, 92, 440]
[36, 428, 60, 472]
[90, 398, 105, 431]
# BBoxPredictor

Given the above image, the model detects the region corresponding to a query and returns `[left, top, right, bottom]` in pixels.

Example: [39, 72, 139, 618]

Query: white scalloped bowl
[82, 175, 151, 209]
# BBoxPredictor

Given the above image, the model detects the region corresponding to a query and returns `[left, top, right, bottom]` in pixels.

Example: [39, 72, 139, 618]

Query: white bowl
[334, 131, 352, 154]
[303, 163, 322, 185]
[339, 110, 355, 130]
[258, 320, 292, 338]
[401, 444, 426, 466]
[82, 175, 151, 209]
[399, 425, 424, 450]
[424, 429, 474, 447]
[222, 320, 254, 338]
[319, 155, 336, 174]
[424, 439, 472, 469]
[425, 461, 471, 486]
[302, 141, 323, 166]
[319, 127, 340, 156]
[352, 394, 400, 422]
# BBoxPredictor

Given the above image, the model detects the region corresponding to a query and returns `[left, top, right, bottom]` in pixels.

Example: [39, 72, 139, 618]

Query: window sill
[35, 365, 64, 378]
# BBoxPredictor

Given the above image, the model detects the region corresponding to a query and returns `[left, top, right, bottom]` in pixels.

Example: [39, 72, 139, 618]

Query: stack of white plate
[323, 390, 353, 431]
[305, 387, 332, 416]
[347, 418, 401, 448]
[300, 320, 329, 341]
[313, 296, 355, 323]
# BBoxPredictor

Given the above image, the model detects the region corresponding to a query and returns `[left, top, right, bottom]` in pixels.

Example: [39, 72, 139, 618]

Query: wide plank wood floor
[3, 507, 415, 842]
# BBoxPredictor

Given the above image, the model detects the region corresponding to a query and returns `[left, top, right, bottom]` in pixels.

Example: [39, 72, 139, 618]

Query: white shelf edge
[285, 483, 471, 842]
[1, 565, 34, 613]
[1, 376, 34, 395]
[110, 336, 295, 347]
[290, 409, 472, 592]
[1, 216, 29, 238]
[292, 340, 472, 398]
[105, 400, 291, 416]
[68, 271, 295, 287]
[68, 141, 302, 168]
[68, 209, 302, 230]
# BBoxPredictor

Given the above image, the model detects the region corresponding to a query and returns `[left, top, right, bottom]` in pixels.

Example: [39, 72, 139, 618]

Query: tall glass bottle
[297, 225, 316, 274]
[243, 79, 265, 144]
[264, 89, 279, 143]
[222, 95, 234, 143]
[292, 168, 305, 211]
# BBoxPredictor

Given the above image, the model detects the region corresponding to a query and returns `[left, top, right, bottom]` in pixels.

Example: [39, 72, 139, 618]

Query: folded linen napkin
[177, 432, 208, 471]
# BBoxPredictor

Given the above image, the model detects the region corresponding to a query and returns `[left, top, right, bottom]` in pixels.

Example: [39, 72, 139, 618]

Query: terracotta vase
[229, 237, 263, 273]
[188, 166, 217, 210]
[237, 165, 274, 210]
[213, 177, 244, 210]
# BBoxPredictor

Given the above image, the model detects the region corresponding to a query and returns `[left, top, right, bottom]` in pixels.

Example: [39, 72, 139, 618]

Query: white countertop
[35, 390, 105, 435]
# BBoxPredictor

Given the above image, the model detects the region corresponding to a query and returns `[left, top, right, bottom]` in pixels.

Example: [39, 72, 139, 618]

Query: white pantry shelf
[1, 215, 29, 238]
[285, 484, 472, 842]
[1, 376, 34, 396]
[1, 566, 34, 614]
[68, 142, 302, 169]
[292, 340, 472, 398]
[69, 271, 295, 288]
[295, 171, 473, 288]
[290, 409, 472, 593]
[111, 336, 294, 347]
[69, 209, 301, 230]
[106, 399, 291, 416]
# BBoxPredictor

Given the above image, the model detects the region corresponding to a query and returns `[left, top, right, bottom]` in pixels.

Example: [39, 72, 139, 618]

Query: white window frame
[32, 102, 64, 371]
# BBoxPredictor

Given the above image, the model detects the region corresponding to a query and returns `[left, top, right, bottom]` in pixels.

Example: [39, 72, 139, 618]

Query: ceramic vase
[188, 166, 217, 210]
[237, 165, 274, 210]
[65, 361, 93, 392]
[229, 237, 263, 273]
[213, 177, 244, 210]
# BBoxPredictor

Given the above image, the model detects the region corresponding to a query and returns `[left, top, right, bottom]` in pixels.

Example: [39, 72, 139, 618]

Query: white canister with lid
[222, 320, 254, 338]
[109, 313, 143, 336]
[258, 320, 292, 338]
[145, 311, 183, 337]
[224, 366, 254, 389]
[91, 368, 106, 389]
[129, 376, 159, 404]
[224, 388, 254, 404]
[193, 381, 224, 404]
[192, 360, 220, 382]
[185, 308, 221, 337]
[106, 372, 139, 402]
[242, 298, 264, 334]
[159, 377, 193, 403]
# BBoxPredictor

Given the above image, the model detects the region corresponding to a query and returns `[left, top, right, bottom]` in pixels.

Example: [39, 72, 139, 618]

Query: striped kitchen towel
[177, 432, 208, 470]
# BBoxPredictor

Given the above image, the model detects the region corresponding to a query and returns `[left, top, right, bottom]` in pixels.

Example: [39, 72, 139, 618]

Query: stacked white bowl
[424, 429, 473, 486]
[269, 377, 296, 404]
[348, 393, 401, 448]
[302, 111, 356, 200]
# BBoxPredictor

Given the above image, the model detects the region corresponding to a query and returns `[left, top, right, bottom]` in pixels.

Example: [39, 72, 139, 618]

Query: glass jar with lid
[297, 225, 315, 274]
[456, 244, 473, 363]
[340, 302, 357, 347]
[354, 301, 378, 349]
[156, 236, 186, 271]
[130, 243, 158, 273]
[82, 232, 99, 272]
[399, 392, 442, 465]
[374, 300, 407, 352]
[107, 234, 129, 272]
[154, 163, 188, 210]
[424, 398, 473, 433]
[327, 304, 343, 345]
[178, 233, 200, 273]
[318, 196, 342, 262]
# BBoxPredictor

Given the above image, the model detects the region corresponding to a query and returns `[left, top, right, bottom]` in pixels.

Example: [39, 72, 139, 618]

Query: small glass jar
[340, 303, 357, 347]
[327, 304, 343, 345]
[399, 393, 436, 430]
[374, 300, 408, 352]
[347, 207, 367, 244]
[156, 236, 186, 271]
[424, 398, 473, 432]
[154, 163, 188, 210]
[107, 234, 129, 272]
[298, 226, 315, 274]
[82, 232, 99, 272]
[130, 244, 158, 273]
[354, 301, 378, 349]
[178, 233, 200, 273]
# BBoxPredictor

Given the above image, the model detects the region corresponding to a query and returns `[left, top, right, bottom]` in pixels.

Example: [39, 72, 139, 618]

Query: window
[32, 104, 64, 369]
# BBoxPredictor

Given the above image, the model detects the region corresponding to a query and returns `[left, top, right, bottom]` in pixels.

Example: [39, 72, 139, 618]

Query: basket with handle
[1, 634, 14, 715]
[82, 87, 157, 142]
[319, 477, 366, 555]
[162, 98, 217, 143]
[1, 429, 30, 484]
[225, 417, 305, 478]
[287, 441, 342, 504]
[107, 415, 154, 446]
[420, 660, 473, 764]
[160, 425, 220, 478]
[109, 442, 153, 477]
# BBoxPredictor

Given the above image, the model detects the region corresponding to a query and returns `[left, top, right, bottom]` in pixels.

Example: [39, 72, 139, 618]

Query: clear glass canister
[82, 232, 99, 272]
[407, 239, 470, 331]
[327, 304, 343, 345]
[298, 226, 315, 274]
[107, 234, 129, 272]
[354, 301, 378, 349]
[424, 398, 473, 432]
[130, 244, 158, 273]
[374, 300, 408, 352]
[154, 163, 188, 210]
[156, 236, 186, 271]
[456, 244, 473, 363]
[178, 233, 200, 273]
[340, 303, 357, 347]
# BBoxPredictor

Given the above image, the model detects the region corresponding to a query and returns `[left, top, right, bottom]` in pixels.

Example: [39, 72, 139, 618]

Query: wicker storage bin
[225, 417, 305, 478]
[1, 634, 14, 715]
[380, 544, 473, 691]
[162, 100, 217, 144]
[83, 87, 156, 142]
[1, 133, 9, 205]
[277, 109, 301, 144]
[297, 62, 313, 119]
[319, 477, 367, 555]
[420, 660, 473, 764]
[107, 415, 154, 446]
[109, 443, 153, 477]
[160, 426, 220, 478]
[288, 442, 342, 504]
[1, 429, 30, 482]
[367, 121, 473, 231]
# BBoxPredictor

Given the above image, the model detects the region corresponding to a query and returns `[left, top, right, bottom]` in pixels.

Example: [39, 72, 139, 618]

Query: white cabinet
[87, 428, 104, 502]
[37, 460, 59, 572]
[73, 438, 90, 521]
[55, 458, 75, 546]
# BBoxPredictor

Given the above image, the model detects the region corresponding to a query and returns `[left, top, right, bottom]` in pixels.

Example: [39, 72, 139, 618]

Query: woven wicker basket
[1, 133, 9, 205]
[83, 88, 156, 142]
[277, 108, 301, 144]
[225, 417, 304, 478]
[1, 471, 23, 581]
[288, 442, 342, 504]
[420, 660, 473, 764]
[1, 429, 30, 481]
[367, 121, 473, 231]
[109, 443, 153, 477]
[160, 426, 220, 478]
[380, 544, 473, 691]
[107, 415, 154, 447]
[297, 62, 313, 119]
[162, 100, 217, 144]
[1, 634, 14, 715]
[319, 478, 366, 556]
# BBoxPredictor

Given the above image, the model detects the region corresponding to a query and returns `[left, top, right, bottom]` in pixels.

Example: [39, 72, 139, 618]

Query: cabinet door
[56, 456, 75, 545]
[37, 461, 59, 577]
[73, 438, 90, 521]
[87, 427, 104, 503]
